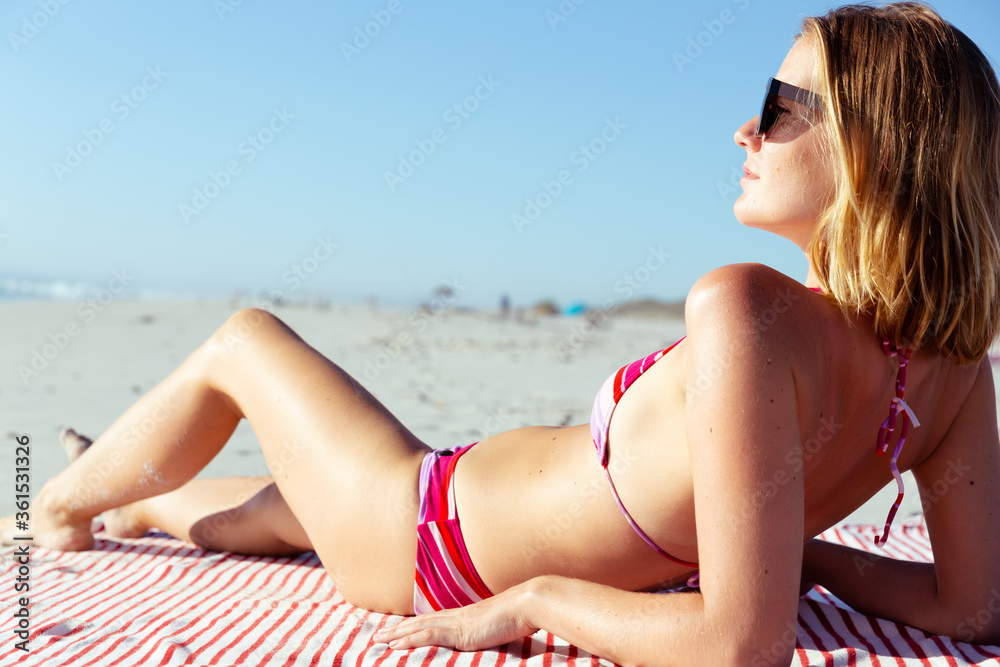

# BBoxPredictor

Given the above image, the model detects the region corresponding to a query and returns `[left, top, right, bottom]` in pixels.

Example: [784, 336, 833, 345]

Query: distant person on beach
[5, 3, 1000, 663]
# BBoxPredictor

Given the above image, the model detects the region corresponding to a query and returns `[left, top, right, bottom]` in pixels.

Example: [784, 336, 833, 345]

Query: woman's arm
[522, 575, 779, 667]
[375, 574, 741, 665]
[518, 267, 814, 667]
[377, 575, 740, 665]
[674, 265, 807, 664]
[804, 358, 1000, 644]
[801, 539, 939, 623]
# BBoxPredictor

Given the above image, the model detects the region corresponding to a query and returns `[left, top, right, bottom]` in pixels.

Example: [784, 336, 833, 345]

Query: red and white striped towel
[2, 518, 998, 666]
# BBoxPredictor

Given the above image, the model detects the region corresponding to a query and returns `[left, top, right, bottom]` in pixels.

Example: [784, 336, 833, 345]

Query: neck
[774, 224, 822, 289]
[803, 252, 823, 290]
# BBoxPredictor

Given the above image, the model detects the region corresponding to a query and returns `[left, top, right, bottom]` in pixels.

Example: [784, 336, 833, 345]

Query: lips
[742, 164, 759, 178]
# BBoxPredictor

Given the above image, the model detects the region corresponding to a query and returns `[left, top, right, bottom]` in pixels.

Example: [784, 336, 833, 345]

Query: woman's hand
[372, 582, 539, 652]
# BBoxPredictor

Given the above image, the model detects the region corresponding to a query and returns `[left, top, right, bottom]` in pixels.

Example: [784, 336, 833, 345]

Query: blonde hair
[799, 1, 1000, 364]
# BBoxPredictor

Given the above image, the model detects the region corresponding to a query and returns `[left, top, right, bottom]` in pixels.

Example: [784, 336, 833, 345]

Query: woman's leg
[61, 428, 311, 556]
[9, 308, 432, 614]
[5, 332, 242, 552]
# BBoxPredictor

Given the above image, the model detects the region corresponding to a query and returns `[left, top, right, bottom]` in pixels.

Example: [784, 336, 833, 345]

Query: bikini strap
[600, 465, 698, 568]
[874, 339, 918, 547]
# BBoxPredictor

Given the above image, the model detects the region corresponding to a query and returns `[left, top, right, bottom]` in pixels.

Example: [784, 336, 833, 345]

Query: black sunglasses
[756, 77, 823, 137]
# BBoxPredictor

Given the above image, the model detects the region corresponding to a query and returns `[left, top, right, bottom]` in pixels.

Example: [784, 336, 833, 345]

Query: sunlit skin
[734, 38, 836, 285]
[3, 38, 999, 664]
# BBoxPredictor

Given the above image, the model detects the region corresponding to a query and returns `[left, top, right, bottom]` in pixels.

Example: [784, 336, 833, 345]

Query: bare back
[454, 266, 982, 596]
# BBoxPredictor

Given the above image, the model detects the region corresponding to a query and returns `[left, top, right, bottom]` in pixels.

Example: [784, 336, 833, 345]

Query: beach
[0, 298, 935, 525]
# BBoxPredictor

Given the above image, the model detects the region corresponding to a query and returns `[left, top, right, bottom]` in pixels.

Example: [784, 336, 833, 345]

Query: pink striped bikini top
[589, 338, 696, 567]
[589, 292, 916, 566]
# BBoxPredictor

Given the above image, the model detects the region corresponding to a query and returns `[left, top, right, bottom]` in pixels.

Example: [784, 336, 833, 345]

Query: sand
[0, 298, 952, 525]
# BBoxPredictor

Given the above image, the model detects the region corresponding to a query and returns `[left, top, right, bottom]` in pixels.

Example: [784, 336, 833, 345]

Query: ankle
[122, 499, 148, 531]
[36, 482, 91, 526]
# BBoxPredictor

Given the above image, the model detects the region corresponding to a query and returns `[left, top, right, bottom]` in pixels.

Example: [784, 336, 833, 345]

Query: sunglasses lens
[757, 94, 774, 137]
[756, 78, 779, 137]
[757, 106, 770, 136]
[756, 104, 768, 136]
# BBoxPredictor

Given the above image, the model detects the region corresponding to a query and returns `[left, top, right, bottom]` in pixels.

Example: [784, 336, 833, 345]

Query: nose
[734, 116, 762, 151]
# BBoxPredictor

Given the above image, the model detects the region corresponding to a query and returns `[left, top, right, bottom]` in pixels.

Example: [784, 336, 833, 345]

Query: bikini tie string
[874, 340, 917, 548]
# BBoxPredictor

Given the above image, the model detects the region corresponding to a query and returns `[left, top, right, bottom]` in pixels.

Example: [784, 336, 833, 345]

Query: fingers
[386, 629, 441, 651]
[371, 591, 533, 652]
[373, 615, 458, 650]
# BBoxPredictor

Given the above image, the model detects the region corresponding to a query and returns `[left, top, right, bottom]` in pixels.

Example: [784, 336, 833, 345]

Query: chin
[732, 203, 761, 229]
[733, 217, 809, 248]
[732, 195, 759, 226]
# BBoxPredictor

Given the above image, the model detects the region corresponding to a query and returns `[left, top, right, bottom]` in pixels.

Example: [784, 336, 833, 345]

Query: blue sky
[1, 0, 998, 310]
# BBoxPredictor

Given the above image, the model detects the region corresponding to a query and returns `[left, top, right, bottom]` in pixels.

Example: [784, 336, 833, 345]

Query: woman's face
[733, 38, 835, 249]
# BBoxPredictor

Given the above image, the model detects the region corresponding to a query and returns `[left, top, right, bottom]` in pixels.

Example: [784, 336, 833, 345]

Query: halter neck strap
[874, 341, 916, 547]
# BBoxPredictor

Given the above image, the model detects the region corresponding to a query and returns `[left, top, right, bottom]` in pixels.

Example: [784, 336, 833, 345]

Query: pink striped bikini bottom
[413, 443, 495, 615]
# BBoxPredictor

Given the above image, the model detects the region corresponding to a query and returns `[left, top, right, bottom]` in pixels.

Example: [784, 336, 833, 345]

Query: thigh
[206, 309, 430, 614]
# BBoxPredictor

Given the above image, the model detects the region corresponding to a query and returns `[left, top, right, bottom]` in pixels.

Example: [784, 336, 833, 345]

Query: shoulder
[684, 263, 815, 350]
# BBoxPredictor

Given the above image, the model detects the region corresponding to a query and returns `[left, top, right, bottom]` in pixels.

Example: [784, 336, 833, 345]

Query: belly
[452, 422, 699, 595]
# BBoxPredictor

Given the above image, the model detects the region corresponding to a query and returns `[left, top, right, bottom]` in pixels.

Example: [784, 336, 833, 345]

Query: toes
[60, 427, 91, 444]
[59, 427, 93, 462]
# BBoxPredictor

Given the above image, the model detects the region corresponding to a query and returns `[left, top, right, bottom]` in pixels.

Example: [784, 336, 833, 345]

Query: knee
[189, 484, 304, 556]
[208, 308, 287, 357]
[226, 307, 284, 336]
[189, 505, 243, 550]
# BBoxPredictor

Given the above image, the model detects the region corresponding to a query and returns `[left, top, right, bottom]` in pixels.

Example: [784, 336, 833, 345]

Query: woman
[5, 2, 1000, 663]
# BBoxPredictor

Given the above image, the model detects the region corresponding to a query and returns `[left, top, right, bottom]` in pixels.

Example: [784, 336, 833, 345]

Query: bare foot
[0, 486, 95, 551]
[59, 427, 92, 462]
[101, 503, 147, 540]
[58, 427, 146, 540]
[0, 428, 97, 549]
[0, 427, 145, 550]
